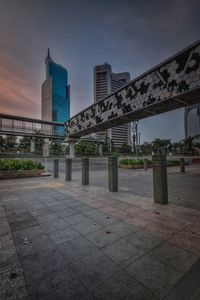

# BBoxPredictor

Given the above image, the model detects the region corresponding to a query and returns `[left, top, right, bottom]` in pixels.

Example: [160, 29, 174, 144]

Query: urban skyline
[0, 0, 200, 142]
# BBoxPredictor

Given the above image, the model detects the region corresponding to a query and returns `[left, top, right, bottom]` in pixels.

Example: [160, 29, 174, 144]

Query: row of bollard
[53, 156, 186, 204]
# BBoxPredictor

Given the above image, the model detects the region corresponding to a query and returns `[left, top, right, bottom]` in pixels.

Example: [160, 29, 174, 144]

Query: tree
[4, 136, 17, 152]
[49, 140, 63, 154]
[75, 141, 98, 155]
[121, 143, 131, 154]
[0, 135, 6, 151]
[18, 136, 31, 152]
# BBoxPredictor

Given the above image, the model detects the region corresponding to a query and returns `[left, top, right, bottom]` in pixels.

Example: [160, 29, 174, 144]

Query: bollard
[144, 159, 148, 171]
[82, 158, 89, 185]
[65, 158, 72, 181]
[108, 156, 118, 192]
[53, 159, 59, 178]
[180, 158, 185, 173]
[152, 155, 168, 204]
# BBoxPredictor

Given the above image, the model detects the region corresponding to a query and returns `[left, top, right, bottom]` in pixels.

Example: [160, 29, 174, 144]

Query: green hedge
[119, 158, 152, 165]
[0, 160, 44, 171]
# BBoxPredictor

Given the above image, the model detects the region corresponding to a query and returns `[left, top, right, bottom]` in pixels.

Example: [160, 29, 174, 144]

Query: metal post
[180, 157, 185, 173]
[65, 158, 72, 181]
[82, 158, 89, 185]
[108, 156, 118, 192]
[144, 158, 148, 171]
[152, 155, 168, 204]
[53, 159, 59, 178]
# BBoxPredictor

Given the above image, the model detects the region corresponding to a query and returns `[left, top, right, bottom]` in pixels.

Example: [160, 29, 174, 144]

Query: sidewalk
[0, 165, 200, 299]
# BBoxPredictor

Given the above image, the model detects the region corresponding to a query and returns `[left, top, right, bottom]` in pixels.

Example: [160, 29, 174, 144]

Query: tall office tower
[94, 63, 131, 148]
[42, 49, 70, 129]
[185, 104, 200, 138]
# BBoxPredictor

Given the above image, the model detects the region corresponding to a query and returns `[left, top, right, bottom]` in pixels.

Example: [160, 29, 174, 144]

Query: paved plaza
[0, 160, 200, 299]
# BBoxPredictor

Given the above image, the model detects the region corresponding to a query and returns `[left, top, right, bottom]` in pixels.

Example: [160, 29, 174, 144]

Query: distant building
[185, 104, 200, 139]
[42, 49, 70, 129]
[94, 63, 131, 148]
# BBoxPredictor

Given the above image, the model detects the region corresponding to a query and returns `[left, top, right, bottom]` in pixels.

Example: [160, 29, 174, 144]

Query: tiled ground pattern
[0, 165, 200, 299]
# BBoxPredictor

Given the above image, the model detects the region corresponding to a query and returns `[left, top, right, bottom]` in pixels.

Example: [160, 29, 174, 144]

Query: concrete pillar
[152, 155, 168, 204]
[99, 144, 103, 156]
[30, 138, 35, 153]
[82, 158, 89, 185]
[53, 159, 59, 178]
[43, 138, 49, 157]
[69, 143, 75, 158]
[65, 158, 72, 181]
[108, 156, 118, 192]
[144, 158, 148, 171]
[180, 157, 185, 173]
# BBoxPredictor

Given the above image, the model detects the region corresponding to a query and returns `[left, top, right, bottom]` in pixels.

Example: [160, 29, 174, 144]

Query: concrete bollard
[82, 158, 89, 185]
[180, 158, 185, 173]
[144, 159, 148, 171]
[53, 159, 59, 178]
[65, 158, 72, 181]
[108, 156, 118, 192]
[152, 155, 168, 204]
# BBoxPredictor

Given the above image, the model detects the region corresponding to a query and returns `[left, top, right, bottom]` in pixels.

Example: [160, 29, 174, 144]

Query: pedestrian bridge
[0, 114, 64, 139]
[65, 40, 200, 138]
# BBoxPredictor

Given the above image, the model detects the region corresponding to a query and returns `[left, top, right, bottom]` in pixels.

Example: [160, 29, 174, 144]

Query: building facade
[94, 63, 131, 148]
[185, 103, 200, 139]
[42, 49, 70, 128]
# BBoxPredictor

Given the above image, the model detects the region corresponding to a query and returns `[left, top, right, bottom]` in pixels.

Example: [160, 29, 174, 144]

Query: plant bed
[0, 159, 44, 179]
[119, 158, 182, 169]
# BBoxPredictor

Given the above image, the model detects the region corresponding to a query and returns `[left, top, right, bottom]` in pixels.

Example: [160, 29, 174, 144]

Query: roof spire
[47, 48, 51, 59]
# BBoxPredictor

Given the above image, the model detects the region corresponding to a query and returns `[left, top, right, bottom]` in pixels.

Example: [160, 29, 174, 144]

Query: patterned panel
[65, 41, 200, 137]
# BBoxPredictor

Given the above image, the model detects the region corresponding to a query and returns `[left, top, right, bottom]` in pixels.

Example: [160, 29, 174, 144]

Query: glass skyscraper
[42, 49, 70, 133]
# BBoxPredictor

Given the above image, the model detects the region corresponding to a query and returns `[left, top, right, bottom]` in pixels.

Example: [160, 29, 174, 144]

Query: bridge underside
[65, 41, 200, 138]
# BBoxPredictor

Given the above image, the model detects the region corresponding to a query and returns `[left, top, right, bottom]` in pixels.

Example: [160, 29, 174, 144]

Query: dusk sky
[0, 0, 200, 142]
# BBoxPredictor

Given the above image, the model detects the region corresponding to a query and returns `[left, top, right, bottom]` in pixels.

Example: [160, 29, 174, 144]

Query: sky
[0, 0, 200, 142]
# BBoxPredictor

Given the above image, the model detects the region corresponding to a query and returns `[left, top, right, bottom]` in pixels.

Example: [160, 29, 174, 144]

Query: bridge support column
[65, 158, 72, 181]
[180, 157, 185, 173]
[30, 137, 35, 153]
[108, 156, 118, 192]
[53, 159, 59, 178]
[69, 143, 75, 158]
[82, 158, 89, 185]
[152, 155, 168, 204]
[144, 158, 148, 171]
[99, 144, 103, 156]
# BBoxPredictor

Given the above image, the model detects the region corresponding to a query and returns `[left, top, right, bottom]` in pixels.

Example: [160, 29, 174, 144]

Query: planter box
[0, 169, 44, 180]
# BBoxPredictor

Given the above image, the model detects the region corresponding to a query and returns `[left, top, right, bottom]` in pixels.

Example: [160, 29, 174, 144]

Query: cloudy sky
[0, 0, 200, 142]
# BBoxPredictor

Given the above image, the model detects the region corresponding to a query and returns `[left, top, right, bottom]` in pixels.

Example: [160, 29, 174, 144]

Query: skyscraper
[185, 104, 200, 138]
[42, 49, 70, 127]
[94, 63, 131, 148]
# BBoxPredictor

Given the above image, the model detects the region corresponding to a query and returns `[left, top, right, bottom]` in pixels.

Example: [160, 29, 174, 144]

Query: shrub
[119, 158, 152, 165]
[0, 159, 44, 171]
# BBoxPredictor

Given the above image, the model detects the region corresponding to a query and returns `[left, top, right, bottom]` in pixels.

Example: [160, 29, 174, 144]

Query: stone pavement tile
[0, 233, 13, 250]
[168, 229, 200, 256]
[85, 227, 121, 249]
[21, 248, 66, 282]
[149, 241, 198, 272]
[126, 253, 183, 299]
[124, 216, 153, 227]
[0, 218, 11, 235]
[56, 208, 78, 219]
[163, 258, 200, 300]
[48, 226, 81, 244]
[0, 264, 28, 299]
[0, 287, 29, 300]
[126, 228, 164, 251]
[103, 238, 146, 268]
[144, 222, 177, 240]
[72, 219, 102, 235]
[40, 219, 69, 234]
[57, 236, 100, 263]
[65, 213, 90, 225]
[72, 251, 122, 291]
[5, 208, 29, 216]
[35, 212, 61, 224]
[0, 247, 19, 268]
[49, 204, 72, 213]
[7, 212, 38, 232]
[28, 207, 53, 217]
[26, 265, 92, 300]
[93, 270, 158, 300]
[104, 221, 138, 238]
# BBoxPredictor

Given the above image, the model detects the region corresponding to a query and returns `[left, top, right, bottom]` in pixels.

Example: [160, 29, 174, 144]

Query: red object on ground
[192, 157, 200, 163]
